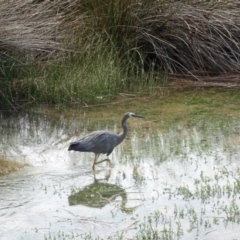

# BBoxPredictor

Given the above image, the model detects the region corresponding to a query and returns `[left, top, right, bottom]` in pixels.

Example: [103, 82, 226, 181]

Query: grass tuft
[0, 0, 240, 109]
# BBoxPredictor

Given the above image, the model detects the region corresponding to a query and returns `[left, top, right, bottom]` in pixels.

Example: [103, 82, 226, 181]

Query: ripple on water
[1, 105, 240, 239]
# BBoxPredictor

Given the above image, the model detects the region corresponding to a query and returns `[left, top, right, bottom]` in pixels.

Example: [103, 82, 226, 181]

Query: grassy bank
[1, 45, 163, 108]
[0, 0, 240, 109]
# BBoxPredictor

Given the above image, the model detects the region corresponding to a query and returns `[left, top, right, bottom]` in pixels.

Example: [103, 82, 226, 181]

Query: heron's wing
[69, 131, 118, 154]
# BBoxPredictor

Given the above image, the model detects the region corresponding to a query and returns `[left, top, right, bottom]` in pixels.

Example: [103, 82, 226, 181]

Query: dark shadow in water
[68, 172, 134, 213]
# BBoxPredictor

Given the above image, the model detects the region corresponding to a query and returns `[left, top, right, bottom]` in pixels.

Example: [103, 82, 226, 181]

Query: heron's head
[121, 112, 143, 127]
[127, 112, 144, 119]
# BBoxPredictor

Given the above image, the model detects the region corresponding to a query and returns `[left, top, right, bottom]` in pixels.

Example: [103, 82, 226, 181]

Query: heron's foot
[106, 159, 111, 168]
[104, 169, 111, 180]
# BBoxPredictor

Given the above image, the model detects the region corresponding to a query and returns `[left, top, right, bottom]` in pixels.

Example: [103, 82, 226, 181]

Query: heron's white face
[129, 112, 144, 118]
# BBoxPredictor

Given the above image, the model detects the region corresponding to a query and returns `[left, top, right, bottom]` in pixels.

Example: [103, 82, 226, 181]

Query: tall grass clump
[1, 0, 240, 109]
[0, 0, 64, 108]
[71, 0, 240, 74]
[34, 44, 126, 105]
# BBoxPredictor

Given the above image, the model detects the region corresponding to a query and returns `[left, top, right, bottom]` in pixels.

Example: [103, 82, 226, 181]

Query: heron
[68, 112, 143, 170]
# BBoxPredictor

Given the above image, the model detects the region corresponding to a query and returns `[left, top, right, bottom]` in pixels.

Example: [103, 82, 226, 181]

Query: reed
[0, 0, 239, 109]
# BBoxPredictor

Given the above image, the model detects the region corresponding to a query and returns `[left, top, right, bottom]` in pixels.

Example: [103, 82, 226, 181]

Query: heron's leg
[94, 158, 112, 167]
[92, 153, 100, 171]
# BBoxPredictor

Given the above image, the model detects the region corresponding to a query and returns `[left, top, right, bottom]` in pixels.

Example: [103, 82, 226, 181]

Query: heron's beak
[132, 114, 144, 118]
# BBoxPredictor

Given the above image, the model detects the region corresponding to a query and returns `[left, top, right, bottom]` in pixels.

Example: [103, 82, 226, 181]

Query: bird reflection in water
[68, 172, 137, 214]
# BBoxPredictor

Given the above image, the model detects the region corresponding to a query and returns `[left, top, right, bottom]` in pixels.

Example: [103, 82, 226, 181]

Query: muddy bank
[0, 159, 24, 176]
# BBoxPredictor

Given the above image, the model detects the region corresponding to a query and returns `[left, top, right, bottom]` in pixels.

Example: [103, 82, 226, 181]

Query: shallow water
[1, 92, 240, 239]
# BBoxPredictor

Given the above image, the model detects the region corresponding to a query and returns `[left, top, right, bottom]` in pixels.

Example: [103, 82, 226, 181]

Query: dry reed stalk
[0, 0, 64, 55]
[137, 2, 240, 74]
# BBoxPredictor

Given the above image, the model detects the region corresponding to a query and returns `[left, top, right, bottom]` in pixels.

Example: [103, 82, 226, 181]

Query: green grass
[1, 43, 166, 109]
[1, 0, 239, 110]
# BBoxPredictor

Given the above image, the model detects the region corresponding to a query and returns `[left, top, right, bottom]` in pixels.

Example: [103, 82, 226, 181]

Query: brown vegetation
[0, 158, 24, 175]
[0, 0, 240, 108]
[1, 0, 239, 74]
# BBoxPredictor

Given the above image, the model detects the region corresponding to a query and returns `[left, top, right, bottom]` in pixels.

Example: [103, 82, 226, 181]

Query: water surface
[1, 91, 240, 239]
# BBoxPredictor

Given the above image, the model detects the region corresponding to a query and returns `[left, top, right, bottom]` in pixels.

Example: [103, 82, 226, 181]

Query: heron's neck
[118, 120, 128, 144]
